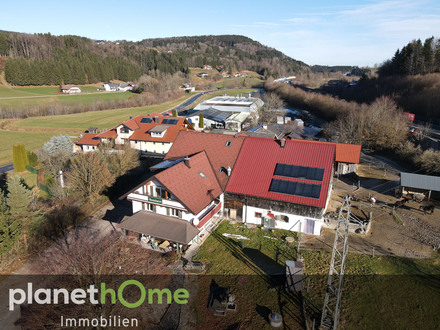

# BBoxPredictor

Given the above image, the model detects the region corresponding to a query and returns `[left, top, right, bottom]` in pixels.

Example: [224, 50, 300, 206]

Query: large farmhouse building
[96, 113, 193, 156]
[118, 131, 361, 242]
[225, 137, 336, 235]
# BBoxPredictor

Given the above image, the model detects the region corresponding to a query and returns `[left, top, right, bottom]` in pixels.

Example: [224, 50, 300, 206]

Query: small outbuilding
[400, 172, 440, 200]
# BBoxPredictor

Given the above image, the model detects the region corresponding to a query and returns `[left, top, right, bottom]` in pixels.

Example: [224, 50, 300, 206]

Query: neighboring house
[76, 133, 100, 152]
[103, 82, 133, 92]
[61, 85, 81, 94]
[225, 137, 336, 235]
[194, 95, 264, 114]
[96, 113, 193, 156]
[197, 73, 208, 78]
[122, 151, 224, 250]
[180, 83, 195, 93]
[202, 65, 212, 70]
[185, 108, 231, 130]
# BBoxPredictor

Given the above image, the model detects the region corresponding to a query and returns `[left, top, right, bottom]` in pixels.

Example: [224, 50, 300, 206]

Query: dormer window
[120, 127, 130, 134]
[149, 125, 169, 138]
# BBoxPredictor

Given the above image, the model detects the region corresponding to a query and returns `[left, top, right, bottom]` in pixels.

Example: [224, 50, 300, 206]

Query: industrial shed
[400, 172, 440, 200]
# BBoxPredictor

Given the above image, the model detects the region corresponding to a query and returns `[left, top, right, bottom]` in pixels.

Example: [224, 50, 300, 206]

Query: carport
[400, 172, 440, 201]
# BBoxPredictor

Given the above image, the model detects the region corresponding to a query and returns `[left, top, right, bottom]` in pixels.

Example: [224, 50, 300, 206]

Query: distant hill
[0, 32, 309, 86]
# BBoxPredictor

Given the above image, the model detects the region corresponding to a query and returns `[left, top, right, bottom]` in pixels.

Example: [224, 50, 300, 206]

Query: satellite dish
[193, 218, 199, 226]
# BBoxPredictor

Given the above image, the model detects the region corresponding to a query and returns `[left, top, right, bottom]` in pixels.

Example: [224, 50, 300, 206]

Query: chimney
[184, 157, 191, 168]
[227, 166, 232, 177]
[129, 115, 132, 119]
[263, 123, 268, 130]
[280, 139, 286, 148]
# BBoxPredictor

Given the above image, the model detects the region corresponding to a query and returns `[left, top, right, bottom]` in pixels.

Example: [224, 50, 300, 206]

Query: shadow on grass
[211, 231, 306, 328]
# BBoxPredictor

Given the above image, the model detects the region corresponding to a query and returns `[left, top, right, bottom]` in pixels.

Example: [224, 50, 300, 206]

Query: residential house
[180, 83, 195, 93]
[121, 151, 223, 250]
[225, 137, 336, 235]
[76, 133, 100, 152]
[61, 85, 81, 94]
[197, 73, 209, 78]
[202, 65, 212, 70]
[96, 113, 193, 157]
[103, 82, 133, 92]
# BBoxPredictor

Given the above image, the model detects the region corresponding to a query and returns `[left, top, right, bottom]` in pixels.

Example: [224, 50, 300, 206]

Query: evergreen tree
[199, 113, 204, 129]
[0, 190, 20, 254]
[6, 176, 36, 250]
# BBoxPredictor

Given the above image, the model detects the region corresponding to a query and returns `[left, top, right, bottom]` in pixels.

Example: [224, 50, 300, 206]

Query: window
[276, 215, 289, 223]
[255, 212, 262, 218]
[225, 141, 232, 147]
[170, 209, 182, 218]
[199, 172, 206, 178]
[120, 128, 130, 134]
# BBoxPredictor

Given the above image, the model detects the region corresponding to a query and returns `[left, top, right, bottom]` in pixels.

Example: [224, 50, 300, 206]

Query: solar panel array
[274, 163, 324, 182]
[162, 118, 178, 125]
[140, 117, 153, 124]
[269, 179, 321, 199]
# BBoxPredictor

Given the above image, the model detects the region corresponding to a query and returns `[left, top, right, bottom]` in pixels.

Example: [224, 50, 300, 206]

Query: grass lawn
[193, 221, 303, 329]
[193, 221, 440, 329]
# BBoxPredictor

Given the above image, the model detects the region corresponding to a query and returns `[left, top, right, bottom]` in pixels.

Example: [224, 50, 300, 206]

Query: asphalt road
[0, 163, 13, 174]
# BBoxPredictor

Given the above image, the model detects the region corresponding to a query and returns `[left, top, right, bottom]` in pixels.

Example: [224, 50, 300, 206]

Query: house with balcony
[96, 113, 193, 157]
[120, 151, 223, 251]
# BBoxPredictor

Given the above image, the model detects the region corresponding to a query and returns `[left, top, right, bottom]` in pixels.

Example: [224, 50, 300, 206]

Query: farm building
[400, 172, 440, 200]
[225, 137, 336, 235]
[96, 113, 193, 157]
[224, 112, 250, 132]
[194, 95, 264, 114]
[185, 109, 231, 130]
[61, 85, 81, 94]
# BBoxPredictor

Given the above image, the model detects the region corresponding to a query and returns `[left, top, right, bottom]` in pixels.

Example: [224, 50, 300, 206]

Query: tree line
[0, 31, 309, 86]
[380, 37, 440, 76]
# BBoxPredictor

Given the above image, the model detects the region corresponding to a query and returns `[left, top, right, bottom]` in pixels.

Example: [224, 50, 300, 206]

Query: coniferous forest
[0, 32, 309, 86]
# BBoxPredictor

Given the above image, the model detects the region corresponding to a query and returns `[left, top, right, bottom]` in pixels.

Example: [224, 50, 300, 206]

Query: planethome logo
[9, 279, 189, 311]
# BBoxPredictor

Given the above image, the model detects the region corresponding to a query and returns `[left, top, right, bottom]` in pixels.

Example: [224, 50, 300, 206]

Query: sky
[1, 0, 439, 66]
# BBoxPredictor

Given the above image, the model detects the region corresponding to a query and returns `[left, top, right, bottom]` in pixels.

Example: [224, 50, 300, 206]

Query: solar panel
[274, 164, 324, 182]
[162, 118, 178, 125]
[269, 179, 321, 199]
[140, 117, 153, 124]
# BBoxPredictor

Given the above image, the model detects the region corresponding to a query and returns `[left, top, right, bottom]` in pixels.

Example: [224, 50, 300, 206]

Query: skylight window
[225, 141, 232, 147]
[199, 172, 206, 178]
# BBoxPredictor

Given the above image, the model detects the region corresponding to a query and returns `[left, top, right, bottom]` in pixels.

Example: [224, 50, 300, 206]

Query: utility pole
[320, 196, 351, 329]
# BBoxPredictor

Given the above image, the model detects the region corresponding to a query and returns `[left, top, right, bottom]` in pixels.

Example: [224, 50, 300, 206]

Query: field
[0, 95, 190, 166]
[0, 84, 136, 108]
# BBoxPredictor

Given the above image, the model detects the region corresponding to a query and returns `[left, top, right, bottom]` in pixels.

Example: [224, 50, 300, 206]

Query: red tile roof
[96, 113, 193, 143]
[291, 139, 361, 164]
[76, 133, 100, 146]
[164, 131, 246, 190]
[154, 151, 223, 215]
[226, 137, 335, 208]
[96, 130, 117, 139]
